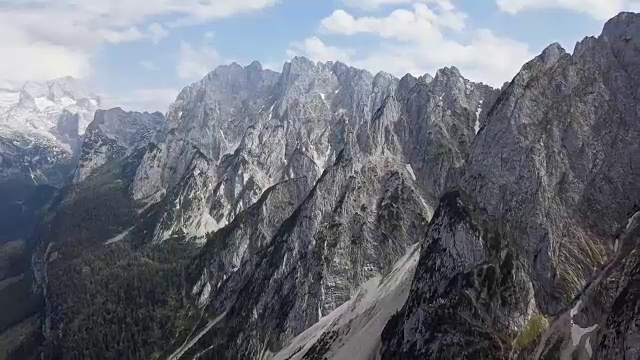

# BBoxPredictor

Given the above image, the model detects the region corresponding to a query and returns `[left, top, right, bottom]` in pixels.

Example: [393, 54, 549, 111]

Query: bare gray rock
[0, 77, 99, 186]
[381, 12, 640, 359]
[181, 152, 432, 359]
[527, 211, 639, 360]
[131, 57, 486, 243]
[73, 108, 165, 183]
[154, 58, 494, 359]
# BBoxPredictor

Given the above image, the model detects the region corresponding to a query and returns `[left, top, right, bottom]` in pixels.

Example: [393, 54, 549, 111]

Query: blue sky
[1, 0, 639, 111]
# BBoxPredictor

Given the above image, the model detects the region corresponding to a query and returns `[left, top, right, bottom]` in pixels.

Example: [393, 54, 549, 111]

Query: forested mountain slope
[0, 11, 637, 360]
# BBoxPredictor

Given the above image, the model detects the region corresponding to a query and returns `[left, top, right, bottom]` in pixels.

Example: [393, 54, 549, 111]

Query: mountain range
[0, 11, 637, 360]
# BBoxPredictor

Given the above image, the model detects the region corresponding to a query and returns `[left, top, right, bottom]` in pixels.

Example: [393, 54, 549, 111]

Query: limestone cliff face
[381, 12, 640, 359]
[151, 58, 493, 358]
[32, 14, 640, 360]
[73, 108, 165, 183]
[181, 152, 431, 359]
[0, 77, 99, 187]
[527, 210, 639, 360]
[130, 58, 492, 245]
[33, 13, 640, 357]
[32, 53, 494, 359]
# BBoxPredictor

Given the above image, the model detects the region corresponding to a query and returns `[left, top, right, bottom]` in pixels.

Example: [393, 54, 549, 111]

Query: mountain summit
[0, 12, 638, 360]
[0, 77, 100, 186]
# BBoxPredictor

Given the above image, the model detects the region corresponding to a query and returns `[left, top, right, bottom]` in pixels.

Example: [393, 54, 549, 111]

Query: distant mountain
[0, 76, 99, 186]
[29, 55, 494, 359]
[129, 59, 492, 244]
[0, 82, 167, 360]
[73, 108, 165, 183]
[0, 77, 99, 244]
[3, 11, 638, 360]
[381, 12, 640, 360]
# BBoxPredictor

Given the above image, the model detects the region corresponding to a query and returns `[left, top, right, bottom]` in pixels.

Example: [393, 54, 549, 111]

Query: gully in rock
[0, 7, 638, 360]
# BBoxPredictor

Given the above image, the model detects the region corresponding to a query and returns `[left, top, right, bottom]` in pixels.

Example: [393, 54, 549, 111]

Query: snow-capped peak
[21, 76, 95, 105]
[0, 77, 101, 186]
[0, 77, 100, 153]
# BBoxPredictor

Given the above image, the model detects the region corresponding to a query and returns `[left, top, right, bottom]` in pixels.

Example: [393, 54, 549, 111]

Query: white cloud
[343, 0, 457, 11]
[147, 23, 169, 44]
[0, 0, 279, 85]
[101, 88, 179, 113]
[321, 3, 465, 42]
[0, 15, 92, 88]
[495, 0, 640, 20]
[1, 0, 280, 29]
[140, 61, 160, 72]
[352, 50, 426, 78]
[0, 45, 91, 90]
[99, 27, 146, 44]
[343, 0, 416, 10]
[100, 23, 168, 45]
[165, 0, 281, 27]
[177, 41, 221, 81]
[299, 1, 534, 86]
[262, 61, 285, 72]
[286, 37, 355, 63]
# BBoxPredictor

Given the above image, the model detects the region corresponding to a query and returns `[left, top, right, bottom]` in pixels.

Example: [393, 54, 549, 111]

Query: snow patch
[310, 145, 330, 172]
[0, 90, 19, 112]
[224, 140, 241, 156]
[59, 97, 76, 107]
[475, 104, 482, 134]
[571, 323, 598, 347]
[569, 299, 598, 348]
[28, 167, 38, 184]
[105, 227, 133, 244]
[220, 129, 240, 156]
[34, 96, 57, 111]
[268, 102, 276, 121]
[319, 92, 329, 108]
[624, 211, 640, 232]
[405, 164, 417, 181]
[197, 282, 212, 307]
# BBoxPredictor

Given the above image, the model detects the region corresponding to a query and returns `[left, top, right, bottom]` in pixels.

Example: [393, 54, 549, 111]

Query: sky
[1, 0, 639, 112]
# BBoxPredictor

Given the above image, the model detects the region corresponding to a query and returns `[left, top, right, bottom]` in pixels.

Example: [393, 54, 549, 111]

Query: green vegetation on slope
[44, 240, 199, 360]
[34, 151, 202, 360]
[515, 313, 548, 352]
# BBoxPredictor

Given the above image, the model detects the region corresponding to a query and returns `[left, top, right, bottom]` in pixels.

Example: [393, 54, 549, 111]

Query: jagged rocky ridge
[380, 12, 640, 360]
[0, 82, 173, 359]
[528, 210, 639, 360]
[23, 11, 640, 360]
[0, 77, 100, 243]
[0, 77, 99, 186]
[73, 108, 165, 183]
[117, 56, 492, 358]
[31, 56, 493, 359]
[181, 153, 431, 359]
[131, 58, 492, 243]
